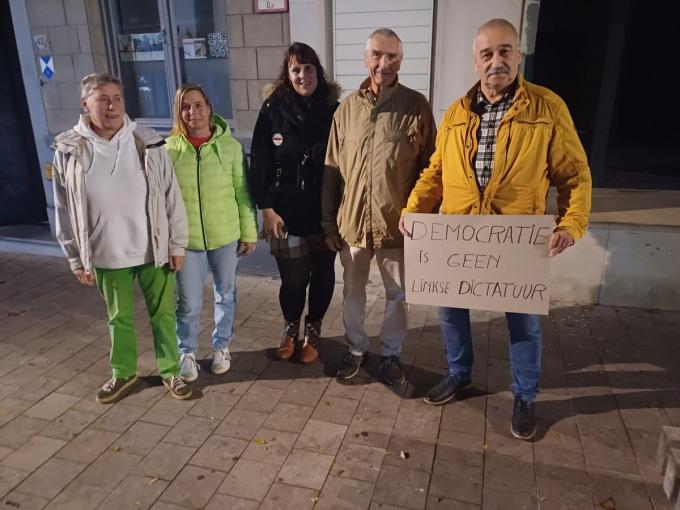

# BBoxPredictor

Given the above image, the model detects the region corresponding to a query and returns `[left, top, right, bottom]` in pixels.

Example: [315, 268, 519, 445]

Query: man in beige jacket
[322, 28, 436, 385]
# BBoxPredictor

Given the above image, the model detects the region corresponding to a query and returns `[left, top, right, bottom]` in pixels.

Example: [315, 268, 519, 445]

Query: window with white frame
[103, 0, 233, 129]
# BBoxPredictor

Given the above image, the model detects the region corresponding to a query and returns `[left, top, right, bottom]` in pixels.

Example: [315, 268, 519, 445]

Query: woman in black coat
[249, 42, 340, 364]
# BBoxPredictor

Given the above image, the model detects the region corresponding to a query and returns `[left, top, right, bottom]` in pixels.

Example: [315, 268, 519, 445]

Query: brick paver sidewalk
[0, 252, 678, 509]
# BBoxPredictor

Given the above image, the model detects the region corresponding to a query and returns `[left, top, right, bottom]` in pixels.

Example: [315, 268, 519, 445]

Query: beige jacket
[322, 78, 436, 249]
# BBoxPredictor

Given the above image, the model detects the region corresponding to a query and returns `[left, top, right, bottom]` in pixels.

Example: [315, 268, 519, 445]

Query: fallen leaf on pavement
[8, 309, 30, 317]
[599, 496, 616, 509]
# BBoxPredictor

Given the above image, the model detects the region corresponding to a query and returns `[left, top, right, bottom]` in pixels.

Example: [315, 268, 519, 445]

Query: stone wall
[26, 0, 107, 136]
[25, 0, 289, 140]
[226, 0, 290, 138]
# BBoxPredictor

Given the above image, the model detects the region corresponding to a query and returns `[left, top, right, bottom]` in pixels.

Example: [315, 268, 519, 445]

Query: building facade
[6, 0, 544, 232]
[4, 0, 679, 311]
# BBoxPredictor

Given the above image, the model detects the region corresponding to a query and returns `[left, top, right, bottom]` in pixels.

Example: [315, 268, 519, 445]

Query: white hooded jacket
[52, 115, 188, 273]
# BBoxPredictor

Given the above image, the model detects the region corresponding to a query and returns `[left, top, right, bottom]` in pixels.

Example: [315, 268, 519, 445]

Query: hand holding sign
[398, 215, 411, 238]
[548, 229, 574, 257]
[404, 214, 555, 315]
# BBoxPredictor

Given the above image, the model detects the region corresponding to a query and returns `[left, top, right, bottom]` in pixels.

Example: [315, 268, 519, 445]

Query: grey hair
[80, 73, 122, 99]
[473, 18, 520, 52]
[365, 27, 403, 56]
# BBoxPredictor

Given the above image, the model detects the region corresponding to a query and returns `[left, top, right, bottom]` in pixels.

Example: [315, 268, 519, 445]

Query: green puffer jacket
[166, 115, 258, 250]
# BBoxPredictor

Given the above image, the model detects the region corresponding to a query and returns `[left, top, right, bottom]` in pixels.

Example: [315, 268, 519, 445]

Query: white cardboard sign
[404, 213, 555, 315]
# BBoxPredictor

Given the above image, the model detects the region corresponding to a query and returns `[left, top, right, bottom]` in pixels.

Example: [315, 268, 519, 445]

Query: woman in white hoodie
[52, 73, 191, 403]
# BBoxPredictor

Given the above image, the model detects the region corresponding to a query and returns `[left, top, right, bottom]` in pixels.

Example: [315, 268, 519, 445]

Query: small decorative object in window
[254, 0, 288, 13]
[207, 33, 228, 59]
[183, 38, 207, 59]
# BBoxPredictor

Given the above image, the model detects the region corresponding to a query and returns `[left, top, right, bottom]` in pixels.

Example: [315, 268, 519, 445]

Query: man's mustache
[488, 66, 510, 76]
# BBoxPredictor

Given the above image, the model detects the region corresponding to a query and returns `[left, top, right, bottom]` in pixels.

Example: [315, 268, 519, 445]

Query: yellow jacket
[404, 75, 592, 241]
[323, 78, 436, 248]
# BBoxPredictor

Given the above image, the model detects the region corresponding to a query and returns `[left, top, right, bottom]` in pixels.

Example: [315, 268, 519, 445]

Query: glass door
[169, 0, 233, 120]
[103, 0, 234, 129]
[106, 0, 173, 121]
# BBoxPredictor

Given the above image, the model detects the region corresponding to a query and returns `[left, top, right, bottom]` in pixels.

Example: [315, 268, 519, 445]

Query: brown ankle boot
[277, 321, 299, 361]
[298, 319, 320, 364]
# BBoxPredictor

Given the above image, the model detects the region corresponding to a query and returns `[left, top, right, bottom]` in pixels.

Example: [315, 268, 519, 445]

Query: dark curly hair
[270, 42, 333, 105]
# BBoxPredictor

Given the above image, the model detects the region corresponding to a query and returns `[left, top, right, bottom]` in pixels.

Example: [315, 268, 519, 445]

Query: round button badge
[272, 133, 283, 146]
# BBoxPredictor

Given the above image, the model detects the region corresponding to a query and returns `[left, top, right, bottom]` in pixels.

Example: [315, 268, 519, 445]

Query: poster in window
[118, 34, 135, 61]
[119, 32, 164, 61]
[207, 32, 228, 58]
[183, 38, 207, 59]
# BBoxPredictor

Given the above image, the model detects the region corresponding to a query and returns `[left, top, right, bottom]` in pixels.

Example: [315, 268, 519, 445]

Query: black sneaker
[95, 376, 139, 404]
[423, 374, 471, 405]
[378, 355, 405, 386]
[336, 352, 365, 380]
[511, 396, 537, 440]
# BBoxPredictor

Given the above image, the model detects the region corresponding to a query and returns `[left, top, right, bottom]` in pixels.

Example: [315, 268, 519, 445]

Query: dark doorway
[0, 1, 47, 225]
[531, 0, 680, 189]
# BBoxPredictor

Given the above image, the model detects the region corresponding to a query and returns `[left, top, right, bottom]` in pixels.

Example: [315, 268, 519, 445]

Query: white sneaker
[179, 353, 199, 382]
[212, 348, 231, 375]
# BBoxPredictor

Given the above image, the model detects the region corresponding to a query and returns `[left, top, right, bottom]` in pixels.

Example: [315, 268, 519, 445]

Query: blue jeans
[438, 307, 542, 402]
[176, 242, 239, 354]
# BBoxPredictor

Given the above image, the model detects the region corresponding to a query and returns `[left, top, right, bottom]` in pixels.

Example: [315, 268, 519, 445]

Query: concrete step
[658, 426, 680, 473]
[663, 448, 680, 501]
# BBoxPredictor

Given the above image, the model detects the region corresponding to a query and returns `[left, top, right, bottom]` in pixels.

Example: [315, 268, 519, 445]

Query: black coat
[249, 87, 339, 236]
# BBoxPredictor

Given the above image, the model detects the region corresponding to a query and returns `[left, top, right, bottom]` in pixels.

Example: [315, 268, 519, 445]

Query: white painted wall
[431, 0, 523, 124]
[289, 0, 333, 72]
[332, 0, 434, 98]
[292, 0, 528, 114]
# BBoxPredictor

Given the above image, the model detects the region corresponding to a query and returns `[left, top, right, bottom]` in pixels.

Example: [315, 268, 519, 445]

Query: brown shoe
[298, 319, 320, 365]
[95, 376, 138, 404]
[277, 321, 299, 361]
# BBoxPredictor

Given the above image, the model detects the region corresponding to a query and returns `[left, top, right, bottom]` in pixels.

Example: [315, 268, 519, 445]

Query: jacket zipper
[196, 148, 208, 249]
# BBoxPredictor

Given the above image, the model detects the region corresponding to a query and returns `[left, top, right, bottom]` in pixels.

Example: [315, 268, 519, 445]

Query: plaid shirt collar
[474, 80, 518, 111]
[472, 80, 518, 192]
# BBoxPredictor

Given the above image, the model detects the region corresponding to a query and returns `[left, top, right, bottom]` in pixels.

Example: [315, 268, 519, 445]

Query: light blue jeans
[176, 241, 239, 354]
[438, 307, 543, 402]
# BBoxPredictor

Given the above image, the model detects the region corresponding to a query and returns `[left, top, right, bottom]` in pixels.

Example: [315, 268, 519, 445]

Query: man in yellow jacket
[400, 19, 592, 440]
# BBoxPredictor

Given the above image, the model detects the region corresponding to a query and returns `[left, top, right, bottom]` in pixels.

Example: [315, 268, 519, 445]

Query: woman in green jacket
[166, 84, 258, 382]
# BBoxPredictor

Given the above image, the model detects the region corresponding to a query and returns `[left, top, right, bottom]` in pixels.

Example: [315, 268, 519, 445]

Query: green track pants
[94, 263, 180, 379]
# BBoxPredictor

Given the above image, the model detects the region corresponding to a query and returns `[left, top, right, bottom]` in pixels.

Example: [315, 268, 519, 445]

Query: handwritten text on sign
[404, 214, 554, 315]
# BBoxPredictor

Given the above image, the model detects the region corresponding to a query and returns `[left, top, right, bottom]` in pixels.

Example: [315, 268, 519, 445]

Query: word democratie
[409, 220, 552, 245]
[409, 219, 551, 303]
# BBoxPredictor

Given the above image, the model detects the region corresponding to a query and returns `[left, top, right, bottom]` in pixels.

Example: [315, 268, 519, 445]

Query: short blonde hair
[170, 84, 215, 137]
[80, 73, 122, 99]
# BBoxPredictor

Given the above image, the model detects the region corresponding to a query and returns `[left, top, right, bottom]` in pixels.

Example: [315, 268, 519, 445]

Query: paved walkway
[0, 251, 678, 509]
